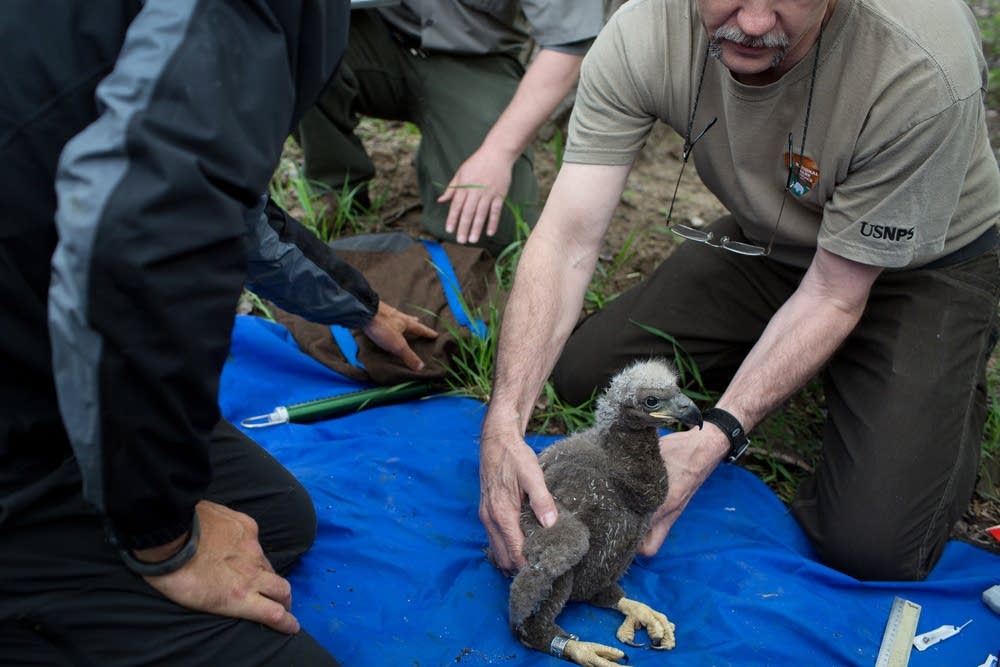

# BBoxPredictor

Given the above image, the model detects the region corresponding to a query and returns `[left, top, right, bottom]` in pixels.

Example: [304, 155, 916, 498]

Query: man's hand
[361, 301, 438, 372]
[438, 147, 515, 245]
[638, 427, 726, 556]
[137, 500, 300, 634]
[437, 48, 585, 247]
[478, 432, 558, 574]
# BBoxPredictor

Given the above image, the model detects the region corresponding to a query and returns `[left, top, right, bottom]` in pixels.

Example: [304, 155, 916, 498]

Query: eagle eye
[642, 395, 661, 409]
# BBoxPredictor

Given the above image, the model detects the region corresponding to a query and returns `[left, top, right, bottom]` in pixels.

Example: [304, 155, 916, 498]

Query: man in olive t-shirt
[478, 0, 1000, 584]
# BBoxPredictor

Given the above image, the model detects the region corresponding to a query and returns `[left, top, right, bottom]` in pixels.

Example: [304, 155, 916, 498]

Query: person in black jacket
[0, 2, 434, 664]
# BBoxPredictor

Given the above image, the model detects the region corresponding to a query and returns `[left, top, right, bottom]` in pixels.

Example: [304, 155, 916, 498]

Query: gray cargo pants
[298, 9, 539, 256]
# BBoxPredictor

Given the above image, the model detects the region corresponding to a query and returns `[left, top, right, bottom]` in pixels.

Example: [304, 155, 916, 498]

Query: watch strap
[702, 407, 750, 463]
[120, 512, 200, 577]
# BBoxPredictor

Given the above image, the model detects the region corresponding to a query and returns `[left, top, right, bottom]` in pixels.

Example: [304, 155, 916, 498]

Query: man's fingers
[235, 570, 299, 633]
[256, 570, 294, 611]
[444, 187, 466, 235]
[486, 198, 504, 238]
[483, 509, 525, 572]
[395, 342, 425, 372]
[376, 331, 424, 371]
[520, 463, 558, 529]
[637, 527, 665, 556]
[404, 317, 438, 340]
[637, 513, 675, 557]
[361, 305, 436, 370]
[251, 595, 301, 634]
[479, 485, 528, 572]
[455, 191, 481, 243]
[467, 196, 492, 244]
[437, 186, 455, 204]
[497, 520, 526, 571]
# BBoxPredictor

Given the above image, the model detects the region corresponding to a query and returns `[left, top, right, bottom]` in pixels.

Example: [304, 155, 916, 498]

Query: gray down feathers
[508, 358, 700, 650]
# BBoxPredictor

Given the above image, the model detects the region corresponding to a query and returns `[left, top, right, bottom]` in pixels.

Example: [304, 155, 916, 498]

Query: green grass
[268, 137, 389, 243]
[974, 0, 1000, 108]
[980, 359, 1000, 502]
[584, 226, 642, 312]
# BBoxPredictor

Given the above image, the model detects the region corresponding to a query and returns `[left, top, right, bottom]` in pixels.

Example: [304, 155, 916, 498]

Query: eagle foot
[614, 597, 676, 651]
[562, 639, 628, 666]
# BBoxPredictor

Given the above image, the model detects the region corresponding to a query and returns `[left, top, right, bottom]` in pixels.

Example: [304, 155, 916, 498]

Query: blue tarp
[220, 315, 1000, 666]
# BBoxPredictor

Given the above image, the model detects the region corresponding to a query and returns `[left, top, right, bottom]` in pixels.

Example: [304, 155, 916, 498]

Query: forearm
[717, 296, 850, 431]
[478, 49, 583, 162]
[483, 163, 627, 436]
[487, 228, 596, 433]
[715, 248, 881, 434]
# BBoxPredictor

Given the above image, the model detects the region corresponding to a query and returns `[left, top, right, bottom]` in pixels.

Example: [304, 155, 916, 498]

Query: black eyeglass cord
[683, 46, 712, 157]
[794, 23, 824, 186]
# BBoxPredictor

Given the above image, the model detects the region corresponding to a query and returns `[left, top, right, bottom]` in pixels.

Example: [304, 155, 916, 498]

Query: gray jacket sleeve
[245, 196, 379, 329]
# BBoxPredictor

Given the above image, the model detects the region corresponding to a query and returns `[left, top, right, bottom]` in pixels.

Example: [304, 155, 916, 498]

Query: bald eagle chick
[509, 358, 702, 666]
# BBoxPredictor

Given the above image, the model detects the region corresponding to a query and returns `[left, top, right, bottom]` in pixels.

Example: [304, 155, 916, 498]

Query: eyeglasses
[665, 127, 803, 256]
[666, 22, 824, 258]
[665, 117, 785, 256]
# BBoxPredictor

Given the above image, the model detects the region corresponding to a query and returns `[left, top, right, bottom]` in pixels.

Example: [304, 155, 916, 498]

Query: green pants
[299, 10, 539, 256]
[553, 215, 1000, 581]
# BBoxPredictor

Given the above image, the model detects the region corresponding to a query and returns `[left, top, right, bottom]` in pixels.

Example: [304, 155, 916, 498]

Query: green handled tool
[241, 381, 436, 428]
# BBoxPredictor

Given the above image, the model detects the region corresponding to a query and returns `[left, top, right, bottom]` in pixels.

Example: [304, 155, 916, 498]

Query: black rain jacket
[0, 0, 376, 552]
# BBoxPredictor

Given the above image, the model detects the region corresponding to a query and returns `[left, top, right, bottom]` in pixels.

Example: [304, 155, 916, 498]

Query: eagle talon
[615, 597, 676, 651]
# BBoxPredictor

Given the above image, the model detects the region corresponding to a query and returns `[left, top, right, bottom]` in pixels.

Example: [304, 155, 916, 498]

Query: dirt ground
[347, 112, 1000, 556]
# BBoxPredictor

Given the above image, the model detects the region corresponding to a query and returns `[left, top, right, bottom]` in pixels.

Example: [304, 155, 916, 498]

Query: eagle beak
[651, 394, 703, 429]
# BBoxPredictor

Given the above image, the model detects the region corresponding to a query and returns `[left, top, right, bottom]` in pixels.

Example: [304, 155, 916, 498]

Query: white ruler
[875, 597, 922, 667]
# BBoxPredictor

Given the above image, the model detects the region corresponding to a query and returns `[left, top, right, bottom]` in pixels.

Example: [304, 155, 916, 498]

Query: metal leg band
[549, 633, 579, 659]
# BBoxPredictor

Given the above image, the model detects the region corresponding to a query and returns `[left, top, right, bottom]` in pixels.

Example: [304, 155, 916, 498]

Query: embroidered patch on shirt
[783, 151, 819, 197]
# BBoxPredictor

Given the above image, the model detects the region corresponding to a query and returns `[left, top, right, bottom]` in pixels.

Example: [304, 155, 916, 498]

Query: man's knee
[798, 507, 945, 581]
[265, 480, 318, 573]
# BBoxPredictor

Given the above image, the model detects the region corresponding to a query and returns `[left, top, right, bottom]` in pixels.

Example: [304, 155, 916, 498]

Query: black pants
[553, 216, 1000, 581]
[0, 421, 339, 666]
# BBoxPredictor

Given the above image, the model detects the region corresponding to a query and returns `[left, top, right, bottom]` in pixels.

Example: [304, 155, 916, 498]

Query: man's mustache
[708, 25, 789, 66]
[712, 25, 789, 49]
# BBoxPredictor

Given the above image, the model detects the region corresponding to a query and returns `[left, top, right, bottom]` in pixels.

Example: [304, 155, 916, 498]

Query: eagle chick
[509, 358, 702, 666]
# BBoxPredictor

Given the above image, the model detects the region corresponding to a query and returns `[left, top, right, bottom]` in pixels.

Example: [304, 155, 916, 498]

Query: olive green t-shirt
[566, 0, 1000, 268]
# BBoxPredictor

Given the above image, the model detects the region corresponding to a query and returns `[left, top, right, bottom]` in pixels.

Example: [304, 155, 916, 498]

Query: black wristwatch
[702, 407, 750, 463]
